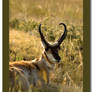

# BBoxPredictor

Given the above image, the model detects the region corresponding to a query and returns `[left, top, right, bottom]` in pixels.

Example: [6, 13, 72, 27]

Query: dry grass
[9, 0, 83, 91]
[9, 0, 83, 25]
[9, 30, 43, 61]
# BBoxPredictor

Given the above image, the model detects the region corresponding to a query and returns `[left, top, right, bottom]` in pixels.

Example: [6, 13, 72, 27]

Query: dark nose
[54, 55, 61, 61]
[55, 55, 61, 62]
[58, 57, 61, 62]
[52, 51, 61, 62]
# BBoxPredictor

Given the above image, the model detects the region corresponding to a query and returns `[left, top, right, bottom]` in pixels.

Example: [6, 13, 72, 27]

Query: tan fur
[9, 51, 55, 92]
[9, 66, 31, 92]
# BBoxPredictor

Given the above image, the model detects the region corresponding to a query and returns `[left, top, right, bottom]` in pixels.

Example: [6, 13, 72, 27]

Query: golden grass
[9, 0, 83, 25]
[9, 0, 83, 91]
[9, 30, 43, 61]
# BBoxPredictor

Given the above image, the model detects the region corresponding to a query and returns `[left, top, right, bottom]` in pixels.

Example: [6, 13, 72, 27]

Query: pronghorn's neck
[39, 51, 55, 70]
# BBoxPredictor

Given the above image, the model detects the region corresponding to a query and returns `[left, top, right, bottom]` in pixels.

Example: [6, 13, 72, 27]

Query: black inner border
[83, 0, 90, 92]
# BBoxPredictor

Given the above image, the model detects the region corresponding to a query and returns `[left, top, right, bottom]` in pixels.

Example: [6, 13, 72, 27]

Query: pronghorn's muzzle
[51, 50, 61, 62]
[54, 55, 61, 62]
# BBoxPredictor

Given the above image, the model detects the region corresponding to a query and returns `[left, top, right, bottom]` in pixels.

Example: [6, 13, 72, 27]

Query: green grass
[9, 0, 83, 91]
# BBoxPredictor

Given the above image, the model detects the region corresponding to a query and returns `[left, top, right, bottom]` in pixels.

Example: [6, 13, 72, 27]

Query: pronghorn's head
[38, 23, 67, 63]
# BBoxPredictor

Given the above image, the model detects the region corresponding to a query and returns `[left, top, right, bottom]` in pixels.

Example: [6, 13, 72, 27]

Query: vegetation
[9, 0, 83, 92]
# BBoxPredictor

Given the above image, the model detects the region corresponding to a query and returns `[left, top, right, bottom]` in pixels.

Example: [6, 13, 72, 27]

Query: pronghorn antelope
[9, 23, 67, 91]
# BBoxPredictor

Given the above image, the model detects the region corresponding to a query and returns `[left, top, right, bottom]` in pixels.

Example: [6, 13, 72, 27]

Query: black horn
[57, 23, 67, 46]
[38, 24, 50, 47]
[51, 23, 67, 48]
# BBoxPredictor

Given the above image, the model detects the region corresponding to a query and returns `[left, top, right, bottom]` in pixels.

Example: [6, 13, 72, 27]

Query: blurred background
[9, 0, 83, 92]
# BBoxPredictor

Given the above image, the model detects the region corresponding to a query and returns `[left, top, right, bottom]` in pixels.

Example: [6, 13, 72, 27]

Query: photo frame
[3, 0, 90, 92]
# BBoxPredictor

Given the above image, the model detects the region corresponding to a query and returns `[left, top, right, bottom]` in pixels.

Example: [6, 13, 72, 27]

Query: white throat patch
[46, 52, 57, 63]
